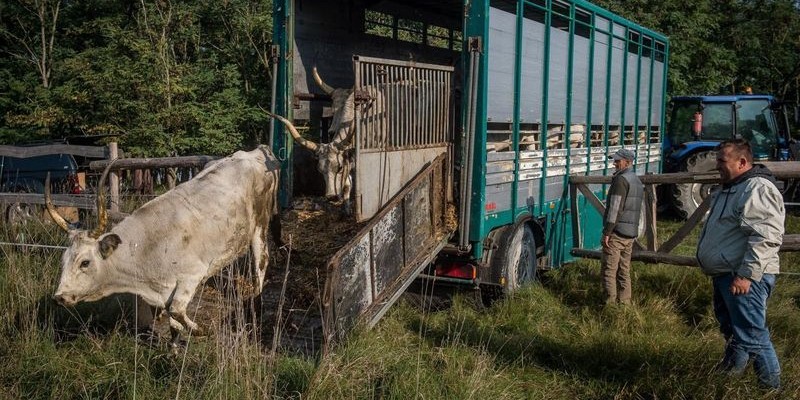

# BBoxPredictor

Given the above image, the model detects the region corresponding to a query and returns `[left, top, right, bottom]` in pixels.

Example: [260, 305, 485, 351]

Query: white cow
[48, 146, 281, 343]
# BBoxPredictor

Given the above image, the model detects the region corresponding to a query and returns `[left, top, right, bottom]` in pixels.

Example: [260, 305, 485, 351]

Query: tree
[595, 0, 737, 96]
[0, 0, 274, 155]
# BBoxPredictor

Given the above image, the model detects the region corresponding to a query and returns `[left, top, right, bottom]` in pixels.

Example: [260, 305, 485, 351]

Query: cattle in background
[48, 146, 281, 344]
[267, 67, 385, 211]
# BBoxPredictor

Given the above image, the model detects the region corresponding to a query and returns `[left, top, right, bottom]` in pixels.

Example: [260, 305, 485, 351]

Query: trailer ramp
[322, 153, 452, 346]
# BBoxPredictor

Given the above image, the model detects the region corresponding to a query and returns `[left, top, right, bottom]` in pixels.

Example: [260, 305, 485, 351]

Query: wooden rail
[2, 145, 217, 216]
[0, 193, 96, 209]
[88, 155, 219, 171]
[0, 144, 112, 158]
[569, 161, 800, 267]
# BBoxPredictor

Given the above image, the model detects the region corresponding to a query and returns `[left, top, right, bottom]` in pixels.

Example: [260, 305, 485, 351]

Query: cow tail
[270, 168, 284, 248]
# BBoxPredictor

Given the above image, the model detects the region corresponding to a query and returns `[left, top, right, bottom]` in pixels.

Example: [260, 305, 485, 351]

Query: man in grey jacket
[696, 139, 784, 389]
[602, 148, 643, 305]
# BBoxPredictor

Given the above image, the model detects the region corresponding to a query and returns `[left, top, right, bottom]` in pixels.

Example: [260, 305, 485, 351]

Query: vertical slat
[644, 181, 657, 251]
[571, 182, 581, 250]
[388, 66, 395, 147]
[406, 67, 412, 147]
[350, 59, 453, 151]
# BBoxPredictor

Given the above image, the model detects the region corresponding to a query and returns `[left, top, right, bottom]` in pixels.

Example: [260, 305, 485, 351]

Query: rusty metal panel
[323, 154, 452, 345]
[371, 206, 405, 295]
[356, 146, 446, 222]
[327, 234, 372, 338]
[403, 178, 432, 266]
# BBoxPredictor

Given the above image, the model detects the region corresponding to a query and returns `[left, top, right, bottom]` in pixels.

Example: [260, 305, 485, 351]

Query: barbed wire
[0, 242, 67, 250]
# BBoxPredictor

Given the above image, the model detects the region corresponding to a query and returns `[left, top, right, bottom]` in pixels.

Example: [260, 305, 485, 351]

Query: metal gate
[352, 56, 454, 222]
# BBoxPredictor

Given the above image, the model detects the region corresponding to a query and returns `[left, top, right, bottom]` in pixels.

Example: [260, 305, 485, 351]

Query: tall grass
[1, 210, 798, 399]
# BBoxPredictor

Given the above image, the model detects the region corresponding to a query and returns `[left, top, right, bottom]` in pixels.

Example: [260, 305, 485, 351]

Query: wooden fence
[569, 161, 800, 267]
[0, 143, 114, 212]
[1, 143, 217, 218]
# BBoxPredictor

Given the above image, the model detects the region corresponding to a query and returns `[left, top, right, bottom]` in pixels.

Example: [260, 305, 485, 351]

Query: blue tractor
[664, 94, 796, 218]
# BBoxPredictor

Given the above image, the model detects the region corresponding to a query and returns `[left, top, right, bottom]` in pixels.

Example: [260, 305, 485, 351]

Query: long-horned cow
[267, 67, 384, 209]
[48, 147, 280, 342]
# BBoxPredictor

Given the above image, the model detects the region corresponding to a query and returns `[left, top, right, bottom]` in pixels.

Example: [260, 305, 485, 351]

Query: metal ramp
[322, 153, 452, 346]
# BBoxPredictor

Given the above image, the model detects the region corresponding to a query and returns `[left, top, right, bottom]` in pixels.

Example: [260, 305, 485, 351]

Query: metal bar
[620, 26, 629, 146]
[406, 67, 412, 147]
[0, 242, 67, 250]
[570, 182, 581, 250]
[459, 42, 481, 249]
[269, 45, 280, 148]
[354, 57, 363, 218]
[351, 56, 455, 71]
[538, 0, 553, 217]
[511, 0, 523, 216]
[645, 37, 655, 173]
[584, 10, 596, 173]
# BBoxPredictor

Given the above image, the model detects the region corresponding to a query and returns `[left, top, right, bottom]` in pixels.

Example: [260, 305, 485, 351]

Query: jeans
[712, 273, 780, 388]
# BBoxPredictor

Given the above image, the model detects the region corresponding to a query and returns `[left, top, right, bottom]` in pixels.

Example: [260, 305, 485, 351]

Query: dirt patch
[148, 197, 364, 354]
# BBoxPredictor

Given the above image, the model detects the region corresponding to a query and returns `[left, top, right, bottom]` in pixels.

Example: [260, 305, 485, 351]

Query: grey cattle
[48, 146, 280, 341]
[267, 67, 384, 208]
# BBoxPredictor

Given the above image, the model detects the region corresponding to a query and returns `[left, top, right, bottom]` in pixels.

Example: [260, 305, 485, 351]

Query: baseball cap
[609, 148, 635, 161]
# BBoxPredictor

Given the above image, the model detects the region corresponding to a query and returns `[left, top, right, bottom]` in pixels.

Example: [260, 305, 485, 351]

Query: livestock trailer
[271, 0, 668, 343]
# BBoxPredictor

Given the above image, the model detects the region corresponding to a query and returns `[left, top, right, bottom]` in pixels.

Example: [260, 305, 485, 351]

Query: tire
[492, 223, 538, 293]
[671, 151, 718, 219]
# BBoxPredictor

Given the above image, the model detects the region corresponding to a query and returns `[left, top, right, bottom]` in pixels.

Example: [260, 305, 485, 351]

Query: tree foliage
[2, 0, 800, 153]
[0, 0, 273, 156]
[597, 0, 800, 100]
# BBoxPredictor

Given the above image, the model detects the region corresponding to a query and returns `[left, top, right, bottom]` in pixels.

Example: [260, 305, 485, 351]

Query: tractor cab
[665, 95, 792, 165]
[662, 94, 796, 218]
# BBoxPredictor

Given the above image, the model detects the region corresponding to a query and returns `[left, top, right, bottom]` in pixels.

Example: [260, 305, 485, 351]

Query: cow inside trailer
[280, 0, 463, 218]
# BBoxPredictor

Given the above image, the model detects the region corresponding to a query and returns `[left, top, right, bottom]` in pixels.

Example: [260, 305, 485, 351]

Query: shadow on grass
[410, 306, 711, 394]
[14, 293, 154, 342]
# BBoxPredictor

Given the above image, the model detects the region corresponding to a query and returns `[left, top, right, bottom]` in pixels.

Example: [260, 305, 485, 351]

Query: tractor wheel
[671, 151, 718, 219]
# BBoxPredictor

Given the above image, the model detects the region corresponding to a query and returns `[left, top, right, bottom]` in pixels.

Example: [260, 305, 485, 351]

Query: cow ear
[99, 234, 122, 259]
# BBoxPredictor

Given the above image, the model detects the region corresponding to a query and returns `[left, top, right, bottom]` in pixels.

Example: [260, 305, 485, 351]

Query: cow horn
[312, 67, 335, 96]
[91, 159, 116, 239]
[44, 173, 71, 232]
[261, 108, 319, 153]
[330, 124, 355, 149]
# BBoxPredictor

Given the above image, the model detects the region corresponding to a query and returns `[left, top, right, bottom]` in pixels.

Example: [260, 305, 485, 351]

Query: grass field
[1, 213, 799, 399]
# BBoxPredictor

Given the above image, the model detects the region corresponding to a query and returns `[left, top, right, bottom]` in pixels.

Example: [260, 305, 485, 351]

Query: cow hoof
[189, 327, 208, 337]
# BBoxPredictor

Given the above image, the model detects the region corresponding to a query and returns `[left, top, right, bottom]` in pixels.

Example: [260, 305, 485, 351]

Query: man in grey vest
[601, 148, 643, 305]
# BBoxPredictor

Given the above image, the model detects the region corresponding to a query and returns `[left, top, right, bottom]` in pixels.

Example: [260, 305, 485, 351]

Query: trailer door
[352, 56, 454, 222]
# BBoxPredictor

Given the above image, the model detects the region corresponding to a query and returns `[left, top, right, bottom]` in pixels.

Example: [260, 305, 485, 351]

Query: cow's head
[265, 111, 353, 203]
[47, 163, 122, 307]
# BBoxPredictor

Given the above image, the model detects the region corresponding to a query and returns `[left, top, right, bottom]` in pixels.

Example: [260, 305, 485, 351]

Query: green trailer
[271, 0, 668, 343]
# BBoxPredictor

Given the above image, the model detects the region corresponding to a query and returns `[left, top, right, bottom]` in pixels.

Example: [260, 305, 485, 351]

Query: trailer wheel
[672, 151, 717, 219]
[492, 223, 538, 293]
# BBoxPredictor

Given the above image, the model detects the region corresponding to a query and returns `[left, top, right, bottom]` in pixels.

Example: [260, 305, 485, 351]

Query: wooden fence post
[109, 141, 119, 212]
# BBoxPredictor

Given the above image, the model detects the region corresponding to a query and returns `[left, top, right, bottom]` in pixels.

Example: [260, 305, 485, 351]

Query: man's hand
[602, 234, 609, 248]
[730, 276, 752, 295]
